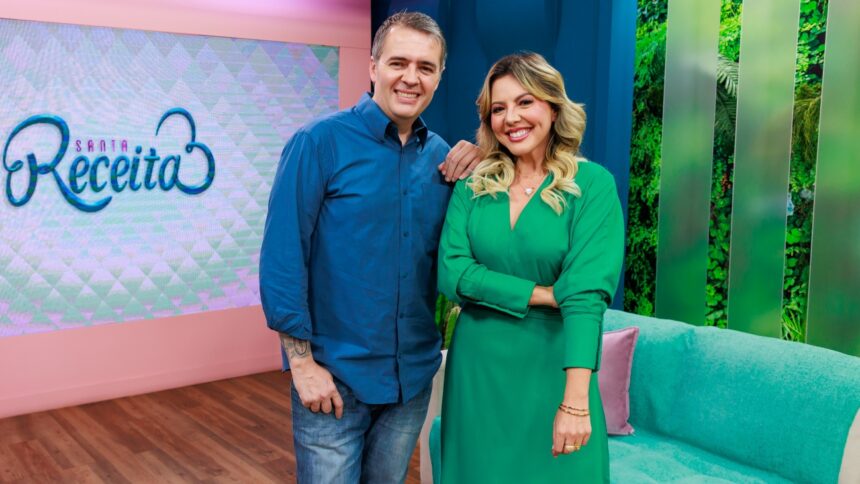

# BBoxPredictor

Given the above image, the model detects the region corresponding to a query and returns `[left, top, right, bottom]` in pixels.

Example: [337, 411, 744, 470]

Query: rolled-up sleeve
[553, 169, 625, 370]
[259, 130, 328, 339]
[438, 181, 536, 318]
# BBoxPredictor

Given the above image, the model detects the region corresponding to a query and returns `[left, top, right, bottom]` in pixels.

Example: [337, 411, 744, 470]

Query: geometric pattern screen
[0, 19, 339, 337]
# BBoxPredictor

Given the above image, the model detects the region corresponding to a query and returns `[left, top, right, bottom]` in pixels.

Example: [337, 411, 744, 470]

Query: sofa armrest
[420, 350, 447, 483]
[840, 408, 860, 484]
[430, 416, 441, 484]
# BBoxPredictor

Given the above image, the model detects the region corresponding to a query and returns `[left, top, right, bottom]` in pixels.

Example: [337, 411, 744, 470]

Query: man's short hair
[371, 11, 447, 69]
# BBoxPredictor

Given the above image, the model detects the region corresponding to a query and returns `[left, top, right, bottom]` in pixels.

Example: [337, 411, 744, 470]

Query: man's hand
[438, 140, 482, 182]
[291, 358, 344, 419]
[280, 333, 344, 419]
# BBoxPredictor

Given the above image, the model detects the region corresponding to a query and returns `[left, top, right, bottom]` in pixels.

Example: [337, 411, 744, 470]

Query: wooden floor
[0, 371, 423, 483]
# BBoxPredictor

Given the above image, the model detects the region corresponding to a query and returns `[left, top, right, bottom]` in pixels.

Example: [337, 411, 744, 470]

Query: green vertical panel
[655, 0, 721, 323]
[806, 0, 860, 356]
[727, 0, 801, 336]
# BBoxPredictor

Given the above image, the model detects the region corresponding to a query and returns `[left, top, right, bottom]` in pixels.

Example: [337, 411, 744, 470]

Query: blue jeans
[291, 376, 432, 484]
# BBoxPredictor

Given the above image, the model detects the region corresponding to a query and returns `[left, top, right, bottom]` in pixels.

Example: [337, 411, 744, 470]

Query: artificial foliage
[436, 295, 459, 350]
[624, 5, 666, 318]
[624, 0, 828, 341]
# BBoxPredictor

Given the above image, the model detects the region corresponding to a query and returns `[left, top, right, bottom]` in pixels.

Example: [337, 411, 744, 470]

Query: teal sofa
[430, 310, 860, 483]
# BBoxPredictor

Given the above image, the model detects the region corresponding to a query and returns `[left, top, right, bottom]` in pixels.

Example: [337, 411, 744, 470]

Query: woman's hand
[554, 368, 593, 457]
[552, 407, 591, 457]
[529, 285, 559, 308]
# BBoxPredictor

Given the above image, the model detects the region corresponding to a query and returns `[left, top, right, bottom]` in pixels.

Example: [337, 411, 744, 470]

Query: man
[259, 11, 479, 483]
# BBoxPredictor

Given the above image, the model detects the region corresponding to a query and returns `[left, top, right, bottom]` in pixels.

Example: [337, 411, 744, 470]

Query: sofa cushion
[609, 429, 792, 483]
[604, 310, 860, 484]
[599, 326, 639, 435]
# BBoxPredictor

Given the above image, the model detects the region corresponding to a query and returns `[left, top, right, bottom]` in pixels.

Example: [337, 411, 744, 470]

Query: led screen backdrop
[0, 18, 340, 337]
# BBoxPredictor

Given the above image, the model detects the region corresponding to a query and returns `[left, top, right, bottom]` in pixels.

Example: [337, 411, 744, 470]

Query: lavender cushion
[599, 326, 639, 435]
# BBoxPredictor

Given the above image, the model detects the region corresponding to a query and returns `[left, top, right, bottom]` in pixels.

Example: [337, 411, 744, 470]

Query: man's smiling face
[370, 26, 443, 131]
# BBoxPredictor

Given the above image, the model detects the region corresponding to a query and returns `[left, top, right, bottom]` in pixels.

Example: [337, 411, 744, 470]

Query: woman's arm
[438, 181, 552, 318]
[554, 167, 625, 370]
[551, 166, 625, 455]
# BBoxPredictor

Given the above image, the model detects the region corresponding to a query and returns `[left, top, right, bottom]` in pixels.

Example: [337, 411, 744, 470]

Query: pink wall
[0, 0, 370, 420]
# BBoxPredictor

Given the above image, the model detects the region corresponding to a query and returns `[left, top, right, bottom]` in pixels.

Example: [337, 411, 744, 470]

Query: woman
[438, 52, 624, 482]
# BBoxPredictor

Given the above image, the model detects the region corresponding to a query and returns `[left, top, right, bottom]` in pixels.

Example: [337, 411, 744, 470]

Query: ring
[564, 444, 578, 452]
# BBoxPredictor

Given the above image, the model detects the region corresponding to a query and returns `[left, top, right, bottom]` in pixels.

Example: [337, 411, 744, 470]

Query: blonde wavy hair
[468, 52, 586, 214]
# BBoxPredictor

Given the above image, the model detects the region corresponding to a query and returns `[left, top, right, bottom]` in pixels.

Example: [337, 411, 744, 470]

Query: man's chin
[392, 107, 423, 121]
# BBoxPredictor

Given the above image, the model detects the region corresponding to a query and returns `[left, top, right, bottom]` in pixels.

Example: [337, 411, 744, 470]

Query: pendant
[524, 187, 534, 196]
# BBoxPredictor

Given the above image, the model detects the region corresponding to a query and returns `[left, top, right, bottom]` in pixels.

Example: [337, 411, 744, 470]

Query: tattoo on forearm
[280, 334, 311, 360]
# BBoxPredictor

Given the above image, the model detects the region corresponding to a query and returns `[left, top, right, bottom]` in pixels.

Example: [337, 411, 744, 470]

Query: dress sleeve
[259, 130, 328, 340]
[438, 181, 537, 318]
[553, 168, 625, 370]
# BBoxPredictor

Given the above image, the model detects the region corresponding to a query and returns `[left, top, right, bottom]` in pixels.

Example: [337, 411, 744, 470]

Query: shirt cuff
[562, 313, 602, 370]
[459, 270, 536, 318]
[268, 312, 313, 341]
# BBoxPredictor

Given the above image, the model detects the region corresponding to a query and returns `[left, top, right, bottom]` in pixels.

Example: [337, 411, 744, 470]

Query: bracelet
[560, 403, 589, 413]
[558, 404, 589, 417]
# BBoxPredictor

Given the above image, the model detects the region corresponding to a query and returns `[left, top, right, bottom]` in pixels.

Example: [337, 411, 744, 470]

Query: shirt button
[399, 312, 405, 318]
[402, 189, 408, 196]
[401, 272, 407, 280]
[403, 231, 409, 237]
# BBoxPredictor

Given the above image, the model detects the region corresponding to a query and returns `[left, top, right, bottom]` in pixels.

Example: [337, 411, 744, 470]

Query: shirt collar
[355, 93, 429, 146]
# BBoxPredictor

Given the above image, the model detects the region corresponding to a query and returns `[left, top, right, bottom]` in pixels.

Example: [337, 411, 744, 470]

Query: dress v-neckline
[508, 174, 552, 231]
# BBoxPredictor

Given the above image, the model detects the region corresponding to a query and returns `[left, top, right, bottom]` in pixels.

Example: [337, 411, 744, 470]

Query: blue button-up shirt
[260, 94, 451, 404]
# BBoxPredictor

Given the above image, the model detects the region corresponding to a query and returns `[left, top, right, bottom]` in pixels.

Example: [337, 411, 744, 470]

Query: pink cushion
[598, 326, 639, 435]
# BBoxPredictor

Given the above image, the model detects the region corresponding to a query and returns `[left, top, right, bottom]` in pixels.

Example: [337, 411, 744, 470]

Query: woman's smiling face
[489, 74, 556, 162]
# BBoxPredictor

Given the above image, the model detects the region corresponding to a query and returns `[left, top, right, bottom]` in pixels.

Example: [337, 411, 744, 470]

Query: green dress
[438, 162, 624, 483]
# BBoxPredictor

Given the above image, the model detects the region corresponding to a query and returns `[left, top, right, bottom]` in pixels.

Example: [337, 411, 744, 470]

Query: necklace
[516, 171, 547, 197]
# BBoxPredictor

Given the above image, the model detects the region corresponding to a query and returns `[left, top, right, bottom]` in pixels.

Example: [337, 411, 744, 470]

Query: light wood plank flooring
[0, 371, 422, 483]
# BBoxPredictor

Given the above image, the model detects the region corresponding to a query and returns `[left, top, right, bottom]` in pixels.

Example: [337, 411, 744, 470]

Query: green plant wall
[624, 3, 666, 318]
[624, 0, 828, 340]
